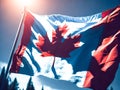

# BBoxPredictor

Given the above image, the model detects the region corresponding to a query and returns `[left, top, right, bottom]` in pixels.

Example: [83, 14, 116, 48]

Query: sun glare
[18, 0, 34, 7]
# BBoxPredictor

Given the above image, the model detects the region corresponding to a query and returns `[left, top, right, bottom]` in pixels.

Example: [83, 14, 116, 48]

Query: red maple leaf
[35, 24, 81, 58]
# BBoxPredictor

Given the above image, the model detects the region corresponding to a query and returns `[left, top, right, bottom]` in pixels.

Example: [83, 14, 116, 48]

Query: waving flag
[10, 6, 120, 90]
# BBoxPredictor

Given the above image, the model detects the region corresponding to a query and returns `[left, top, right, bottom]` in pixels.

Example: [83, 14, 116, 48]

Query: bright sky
[0, 0, 120, 90]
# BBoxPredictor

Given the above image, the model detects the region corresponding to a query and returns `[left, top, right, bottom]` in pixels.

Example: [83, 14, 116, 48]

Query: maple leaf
[35, 24, 81, 58]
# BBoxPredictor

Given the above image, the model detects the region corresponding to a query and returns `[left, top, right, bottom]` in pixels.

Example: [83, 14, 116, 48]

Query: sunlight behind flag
[17, 0, 37, 8]
[19, 0, 32, 6]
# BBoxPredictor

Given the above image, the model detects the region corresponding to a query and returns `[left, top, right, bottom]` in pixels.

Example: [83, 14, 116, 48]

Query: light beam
[20, 0, 33, 7]
[17, 0, 36, 8]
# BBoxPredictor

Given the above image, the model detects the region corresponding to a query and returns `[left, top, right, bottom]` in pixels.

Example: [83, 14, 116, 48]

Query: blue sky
[0, 0, 120, 90]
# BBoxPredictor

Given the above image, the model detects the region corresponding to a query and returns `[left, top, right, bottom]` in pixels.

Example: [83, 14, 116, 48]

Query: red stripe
[10, 11, 34, 73]
[84, 6, 120, 89]
[21, 11, 34, 46]
[10, 45, 27, 73]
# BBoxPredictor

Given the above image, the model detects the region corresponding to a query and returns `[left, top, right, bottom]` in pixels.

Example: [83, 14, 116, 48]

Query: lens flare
[18, 0, 33, 7]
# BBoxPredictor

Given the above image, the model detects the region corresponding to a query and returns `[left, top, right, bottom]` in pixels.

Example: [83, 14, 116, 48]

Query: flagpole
[5, 6, 26, 78]
[0, 6, 26, 90]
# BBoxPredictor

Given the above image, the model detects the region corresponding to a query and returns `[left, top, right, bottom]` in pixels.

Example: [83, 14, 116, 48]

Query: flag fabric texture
[10, 6, 120, 90]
